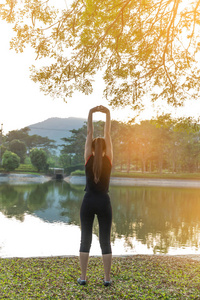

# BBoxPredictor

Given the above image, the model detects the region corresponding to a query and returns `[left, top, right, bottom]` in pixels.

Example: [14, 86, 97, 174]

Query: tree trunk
[149, 161, 152, 173]
[127, 148, 130, 173]
[172, 159, 176, 174]
[142, 159, 146, 173]
[158, 157, 163, 174]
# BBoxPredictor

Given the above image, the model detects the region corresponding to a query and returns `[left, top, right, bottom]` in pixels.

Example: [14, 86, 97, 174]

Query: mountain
[28, 117, 86, 153]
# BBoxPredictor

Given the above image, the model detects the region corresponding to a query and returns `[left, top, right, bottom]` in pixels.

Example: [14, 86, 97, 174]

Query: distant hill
[28, 117, 86, 154]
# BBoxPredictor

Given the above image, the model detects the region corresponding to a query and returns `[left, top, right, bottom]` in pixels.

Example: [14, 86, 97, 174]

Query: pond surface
[0, 180, 200, 258]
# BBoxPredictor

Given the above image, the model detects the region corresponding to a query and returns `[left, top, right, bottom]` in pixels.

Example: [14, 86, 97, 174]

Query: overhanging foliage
[1, 0, 200, 109]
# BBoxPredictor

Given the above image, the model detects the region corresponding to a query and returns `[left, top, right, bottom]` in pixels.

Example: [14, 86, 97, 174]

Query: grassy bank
[112, 172, 200, 180]
[1, 165, 200, 181]
[71, 169, 200, 180]
[0, 255, 200, 299]
[0, 164, 44, 176]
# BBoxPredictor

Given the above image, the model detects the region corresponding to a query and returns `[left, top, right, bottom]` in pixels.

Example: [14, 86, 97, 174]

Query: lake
[0, 180, 200, 258]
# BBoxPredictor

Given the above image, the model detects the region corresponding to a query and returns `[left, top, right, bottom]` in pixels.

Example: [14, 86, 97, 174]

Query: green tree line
[60, 114, 200, 174]
[1, 115, 200, 174]
[0, 127, 56, 172]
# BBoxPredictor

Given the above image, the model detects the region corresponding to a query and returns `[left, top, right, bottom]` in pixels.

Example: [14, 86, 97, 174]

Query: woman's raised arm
[84, 106, 99, 163]
[99, 106, 113, 163]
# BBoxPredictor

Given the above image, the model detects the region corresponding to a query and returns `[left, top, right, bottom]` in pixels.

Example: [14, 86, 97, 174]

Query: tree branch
[186, 0, 200, 51]
[162, 0, 180, 92]
[84, 0, 133, 70]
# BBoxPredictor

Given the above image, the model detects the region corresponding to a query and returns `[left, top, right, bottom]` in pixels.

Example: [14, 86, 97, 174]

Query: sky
[0, 15, 200, 134]
[0, 21, 137, 134]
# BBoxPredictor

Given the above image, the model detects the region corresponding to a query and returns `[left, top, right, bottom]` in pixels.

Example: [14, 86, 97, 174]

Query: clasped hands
[90, 105, 110, 114]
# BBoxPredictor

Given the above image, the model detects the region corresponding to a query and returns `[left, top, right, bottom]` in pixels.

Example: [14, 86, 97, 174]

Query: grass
[0, 255, 200, 299]
[1, 164, 200, 181]
[111, 172, 200, 180]
[71, 170, 85, 176]
[0, 164, 42, 176]
[15, 164, 38, 173]
[70, 169, 200, 180]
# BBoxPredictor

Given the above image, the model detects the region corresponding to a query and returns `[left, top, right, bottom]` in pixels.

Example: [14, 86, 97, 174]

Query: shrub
[65, 164, 85, 175]
[71, 170, 85, 176]
[2, 150, 20, 172]
[16, 164, 37, 173]
[30, 148, 48, 172]
[9, 139, 27, 163]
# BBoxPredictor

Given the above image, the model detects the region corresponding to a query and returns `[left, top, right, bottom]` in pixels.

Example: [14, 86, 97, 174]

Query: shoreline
[0, 173, 51, 184]
[64, 175, 200, 188]
[2, 254, 200, 261]
[1, 173, 200, 188]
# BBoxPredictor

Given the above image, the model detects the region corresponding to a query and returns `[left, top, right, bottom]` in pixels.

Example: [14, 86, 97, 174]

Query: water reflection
[109, 187, 200, 254]
[0, 181, 200, 257]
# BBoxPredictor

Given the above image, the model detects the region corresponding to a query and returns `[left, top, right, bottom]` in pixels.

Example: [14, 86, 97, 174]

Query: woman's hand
[90, 105, 110, 114]
[98, 105, 110, 114]
[90, 106, 100, 113]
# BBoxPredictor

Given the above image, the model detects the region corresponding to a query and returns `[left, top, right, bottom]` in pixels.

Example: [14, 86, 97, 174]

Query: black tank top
[85, 154, 112, 193]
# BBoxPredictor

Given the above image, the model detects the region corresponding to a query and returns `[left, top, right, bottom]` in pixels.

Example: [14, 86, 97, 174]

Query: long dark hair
[92, 137, 106, 184]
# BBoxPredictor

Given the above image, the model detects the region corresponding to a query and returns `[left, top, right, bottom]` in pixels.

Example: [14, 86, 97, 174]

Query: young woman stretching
[78, 105, 113, 287]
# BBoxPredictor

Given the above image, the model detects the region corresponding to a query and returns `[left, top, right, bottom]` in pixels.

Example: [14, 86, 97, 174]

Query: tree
[61, 121, 104, 165]
[171, 117, 200, 172]
[61, 125, 87, 165]
[151, 114, 200, 173]
[150, 114, 173, 174]
[110, 120, 126, 171]
[0, 144, 7, 161]
[110, 121, 134, 172]
[30, 148, 48, 172]
[6, 127, 30, 143]
[133, 121, 156, 173]
[27, 135, 56, 151]
[1, 0, 200, 111]
[2, 150, 20, 172]
[59, 153, 71, 169]
[5, 128, 56, 152]
[9, 139, 27, 163]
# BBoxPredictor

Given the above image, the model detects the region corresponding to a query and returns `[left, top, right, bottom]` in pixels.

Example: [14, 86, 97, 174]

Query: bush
[65, 164, 85, 175]
[16, 164, 38, 173]
[2, 150, 20, 172]
[71, 170, 85, 176]
[30, 148, 48, 172]
[9, 139, 27, 163]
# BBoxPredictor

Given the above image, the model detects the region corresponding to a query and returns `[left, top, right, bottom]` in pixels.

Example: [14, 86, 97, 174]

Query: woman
[78, 105, 113, 287]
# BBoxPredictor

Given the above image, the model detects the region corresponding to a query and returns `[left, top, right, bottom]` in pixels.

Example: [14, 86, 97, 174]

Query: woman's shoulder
[85, 154, 93, 166]
[104, 155, 112, 166]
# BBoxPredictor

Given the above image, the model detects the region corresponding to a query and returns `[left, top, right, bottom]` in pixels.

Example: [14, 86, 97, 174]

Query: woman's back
[85, 154, 112, 194]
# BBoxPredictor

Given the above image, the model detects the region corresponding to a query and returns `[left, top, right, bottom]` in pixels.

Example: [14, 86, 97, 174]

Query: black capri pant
[80, 191, 112, 255]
